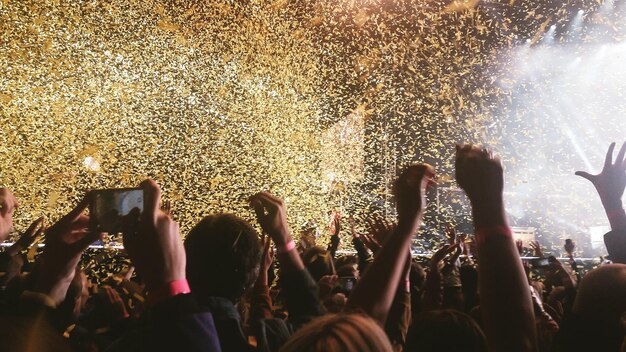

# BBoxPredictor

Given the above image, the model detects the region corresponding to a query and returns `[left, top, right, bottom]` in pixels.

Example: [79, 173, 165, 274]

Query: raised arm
[422, 243, 457, 311]
[32, 196, 101, 306]
[455, 144, 536, 351]
[349, 216, 371, 273]
[0, 217, 44, 287]
[250, 192, 322, 326]
[250, 192, 305, 274]
[575, 142, 626, 262]
[250, 234, 275, 322]
[5, 217, 44, 257]
[123, 180, 221, 352]
[0, 195, 99, 351]
[327, 213, 341, 259]
[348, 164, 435, 324]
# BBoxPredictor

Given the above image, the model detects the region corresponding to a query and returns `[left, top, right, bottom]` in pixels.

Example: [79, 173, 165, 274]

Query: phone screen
[531, 258, 550, 268]
[91, 188, 144, 234]
[338, 276, 357, 291]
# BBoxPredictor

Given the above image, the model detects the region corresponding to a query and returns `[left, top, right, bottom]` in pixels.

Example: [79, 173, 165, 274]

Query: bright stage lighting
[494, 5, 626, 256]
[541, 25, 556, 45]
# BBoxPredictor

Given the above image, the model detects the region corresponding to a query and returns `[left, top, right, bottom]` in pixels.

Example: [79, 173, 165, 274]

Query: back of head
[336, 264, 357, 278]
[557, 264, 626, 351]
[279, 313, 392, 352]
[185, 214, 261, 303]
[573, 264, 626, 322]
[335, 255, 358, 270]
[410, 262, 426, 289]
[460, 265, 478, 291]
[405, 309, 486, 352]
[302, 246, 334, 282]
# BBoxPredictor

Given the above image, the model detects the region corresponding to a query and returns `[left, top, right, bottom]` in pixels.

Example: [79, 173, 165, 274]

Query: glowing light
[83, 157, 101, 172]
[541, 25, 556, 45]
[0, 0, 624, 261]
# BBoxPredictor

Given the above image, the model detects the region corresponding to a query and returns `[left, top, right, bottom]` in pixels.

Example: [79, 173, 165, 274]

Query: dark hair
[302, 246, 334, 282]
[405, 309, 487, 352]
[184, 214, 261, 302]
[335, 255, 357, 269]
[336, 264, 357, 278]
[460, 265, 480, 312]
[409, 262, 426, 289]
[459, 265, 478, 291]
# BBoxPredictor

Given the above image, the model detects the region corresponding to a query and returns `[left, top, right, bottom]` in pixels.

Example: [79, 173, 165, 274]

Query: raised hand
[564, 239, 575, 258]
[332, 212, 341, 237]
[455, 144, 506, 229]
[123, 180, 185, 293]
[249, 192, 292, 245]
[575, 142, 626, 210]
[455, 144, 536, 351]
[456, 144, 503, 204]
[249, 191, 308, 276]
[261, 234, 275, 272]
[529, 241, 545, 258]
[445, 224, 457, 244]
[7, 217, 45, 256]
[392, 163, 436, 229]
[17, 217, 45, 247]
[0, 188, 18, 242]
[348, 163, 435, 324]
[547, 256, 576, 289]
[34, 196, 102, 305]
[361, 233, 382, 255]
[576, 142, 626, 261]
[459, 232, 474, 261]
[429, 243, 458, 270]
[515, 239, 524, 256]
[348, 215, 357, 238]
[366, 216, 397, 246]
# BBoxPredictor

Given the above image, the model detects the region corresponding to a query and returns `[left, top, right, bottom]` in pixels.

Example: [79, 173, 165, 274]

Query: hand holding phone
[90, 188, 144, 234]
[338, 276, 357, 291]
[530, 258, 550, 268]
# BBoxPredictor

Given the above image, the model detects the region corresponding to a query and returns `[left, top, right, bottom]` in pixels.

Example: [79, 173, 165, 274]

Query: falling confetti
[0, 0, 625, 270]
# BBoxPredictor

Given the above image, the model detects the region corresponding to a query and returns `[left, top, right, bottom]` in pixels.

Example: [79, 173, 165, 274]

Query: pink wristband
[277, 240, 296, 254]
[475, 225, 512, 245]
[404, 279, 411, 293]
[607, 208, 626, 220]
[147, 279, 191, 306]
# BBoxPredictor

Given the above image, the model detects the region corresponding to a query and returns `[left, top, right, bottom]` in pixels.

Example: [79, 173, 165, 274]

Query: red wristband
[147, 279, 191, 306]
[607, 208, 626, 220]
[475, 225, 512, 246]
[277, 240, 296, 254]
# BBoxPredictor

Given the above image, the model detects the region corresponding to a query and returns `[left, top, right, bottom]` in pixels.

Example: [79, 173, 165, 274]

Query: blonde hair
[280, 313, 393, 352]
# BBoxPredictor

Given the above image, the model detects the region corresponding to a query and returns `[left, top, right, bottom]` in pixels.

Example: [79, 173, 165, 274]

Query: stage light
[599, 0, 614, 15]
[569, 10, 585, 37]
[541, 25, 556, 45]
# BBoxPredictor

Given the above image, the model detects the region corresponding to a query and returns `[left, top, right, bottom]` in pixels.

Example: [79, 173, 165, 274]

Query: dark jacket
[202, 268, 323, 352]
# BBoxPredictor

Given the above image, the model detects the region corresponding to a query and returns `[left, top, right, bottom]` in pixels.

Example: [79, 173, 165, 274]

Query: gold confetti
[0, 0, 623, 265]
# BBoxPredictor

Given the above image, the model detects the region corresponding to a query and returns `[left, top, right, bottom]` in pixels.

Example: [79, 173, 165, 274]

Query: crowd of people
[0, 142, 625, 351]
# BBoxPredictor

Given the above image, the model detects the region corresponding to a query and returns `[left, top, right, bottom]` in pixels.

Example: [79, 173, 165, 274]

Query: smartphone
[90, 188, 144, 234]
[338, 276, 357, 291]
[530, 258, 550, 268]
